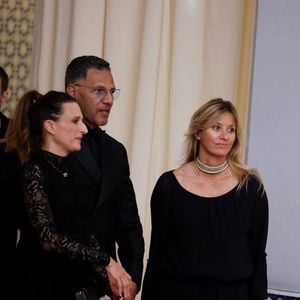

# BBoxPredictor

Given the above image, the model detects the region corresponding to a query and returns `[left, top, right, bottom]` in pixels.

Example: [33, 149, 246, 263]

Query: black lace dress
[15, 151, 111, 300]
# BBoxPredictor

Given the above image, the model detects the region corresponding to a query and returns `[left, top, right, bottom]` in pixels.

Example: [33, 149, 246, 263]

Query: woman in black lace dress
[5, 90, 131, 300]
[142, 98, 269, 300]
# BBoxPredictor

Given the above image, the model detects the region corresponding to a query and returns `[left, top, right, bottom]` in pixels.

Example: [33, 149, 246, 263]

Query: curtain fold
[31, 0, 107, 91]
[236, 0, 257, 160]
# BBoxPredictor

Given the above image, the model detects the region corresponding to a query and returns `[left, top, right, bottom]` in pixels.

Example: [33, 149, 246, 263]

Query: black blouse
[144, 171, 268, 299]
[16, 151, 111, 298]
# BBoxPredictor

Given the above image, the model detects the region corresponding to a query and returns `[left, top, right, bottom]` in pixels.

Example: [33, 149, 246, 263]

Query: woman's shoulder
[23, 154, 44, 175]
[156, 170, 175, 184]
[246, 173, 263, 188]
[240, 173, 266, 199]
[173, 162, 195, 176]
[155, 163, 191, 189]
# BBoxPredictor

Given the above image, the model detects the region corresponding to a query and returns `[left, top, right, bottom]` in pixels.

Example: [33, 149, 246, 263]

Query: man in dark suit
[0, 65, 21, 295]
[65, 56, 144, 300]
[0, 66, 9, 138]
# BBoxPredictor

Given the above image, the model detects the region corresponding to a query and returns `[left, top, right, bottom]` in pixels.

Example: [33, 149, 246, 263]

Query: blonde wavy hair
[182, 98, 263, 191]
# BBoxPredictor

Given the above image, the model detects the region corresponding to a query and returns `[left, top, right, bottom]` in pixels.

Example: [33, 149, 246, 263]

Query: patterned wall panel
[0, 0, 35, 117]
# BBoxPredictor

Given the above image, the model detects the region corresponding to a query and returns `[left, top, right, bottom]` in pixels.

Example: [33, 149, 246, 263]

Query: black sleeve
[0, 147, 21, 256]
[23, 162, 110, 270]
[0, 146, 22, 290]
[114, 145, 145, 290]
[248, 178, 269, 300]
[141, 172, 171, 299]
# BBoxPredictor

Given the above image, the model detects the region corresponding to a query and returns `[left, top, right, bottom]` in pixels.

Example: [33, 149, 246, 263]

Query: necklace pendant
[62, 172, 68, 177]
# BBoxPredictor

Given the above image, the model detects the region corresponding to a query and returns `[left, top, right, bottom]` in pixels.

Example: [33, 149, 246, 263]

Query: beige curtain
[30, 0, 257, 294]
[236, 0, 257, 160]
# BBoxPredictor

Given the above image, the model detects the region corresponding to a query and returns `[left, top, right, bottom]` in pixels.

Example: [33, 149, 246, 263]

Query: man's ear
[66, 84, 77, 99]
[43, 120, 56, 135]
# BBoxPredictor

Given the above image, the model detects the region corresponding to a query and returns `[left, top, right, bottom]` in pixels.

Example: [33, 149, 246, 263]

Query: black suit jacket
[0, 142, 22, 291]
[0, 112, 9, 139]
[0, 114, 20, 258]
[67, 129, 144, 289]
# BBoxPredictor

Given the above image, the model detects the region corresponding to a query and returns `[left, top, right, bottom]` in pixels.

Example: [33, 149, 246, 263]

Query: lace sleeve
[23, 162, 110, 267]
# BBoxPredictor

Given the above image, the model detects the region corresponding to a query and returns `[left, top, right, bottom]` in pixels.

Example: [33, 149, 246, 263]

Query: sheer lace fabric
[22, 152, 110, 286]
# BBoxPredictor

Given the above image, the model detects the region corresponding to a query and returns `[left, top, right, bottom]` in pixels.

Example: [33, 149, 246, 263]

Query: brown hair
[5, 90, 76, 163]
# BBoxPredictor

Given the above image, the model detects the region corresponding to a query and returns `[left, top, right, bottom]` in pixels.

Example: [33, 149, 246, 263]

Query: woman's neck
[41, 144, 68, 157]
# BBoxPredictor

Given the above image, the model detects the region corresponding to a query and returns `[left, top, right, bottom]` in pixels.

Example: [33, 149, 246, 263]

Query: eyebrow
[212, 122, 236, 127]
[75, 83, 112, 89]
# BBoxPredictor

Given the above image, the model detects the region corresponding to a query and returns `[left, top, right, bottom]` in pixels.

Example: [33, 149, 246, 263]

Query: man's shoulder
[101, 130, 125, 150]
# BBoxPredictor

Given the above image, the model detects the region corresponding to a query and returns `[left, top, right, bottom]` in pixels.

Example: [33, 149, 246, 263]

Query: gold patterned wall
[0, 0, 35, 117]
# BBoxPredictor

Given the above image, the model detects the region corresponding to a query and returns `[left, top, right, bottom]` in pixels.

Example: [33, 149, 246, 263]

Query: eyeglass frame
[74, 83, 121, 101]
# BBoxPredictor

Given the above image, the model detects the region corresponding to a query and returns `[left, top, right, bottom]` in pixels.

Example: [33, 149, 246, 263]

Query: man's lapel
[73, 142, 102, 186]
[74, 131, 114, 210]
[95, 135, 114, 209]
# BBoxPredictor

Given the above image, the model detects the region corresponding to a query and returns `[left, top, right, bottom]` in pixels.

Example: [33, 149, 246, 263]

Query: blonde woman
[142, 98, 268, 300]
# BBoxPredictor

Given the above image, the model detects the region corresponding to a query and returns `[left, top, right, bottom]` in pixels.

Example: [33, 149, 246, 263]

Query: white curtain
[31, 1, 256, 293]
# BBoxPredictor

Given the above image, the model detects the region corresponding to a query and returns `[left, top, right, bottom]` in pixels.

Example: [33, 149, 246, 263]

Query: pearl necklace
[195, 158, 228, 174]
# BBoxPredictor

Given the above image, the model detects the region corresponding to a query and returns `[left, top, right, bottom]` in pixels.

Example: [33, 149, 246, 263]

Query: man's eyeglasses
[74, 84, 121, 101]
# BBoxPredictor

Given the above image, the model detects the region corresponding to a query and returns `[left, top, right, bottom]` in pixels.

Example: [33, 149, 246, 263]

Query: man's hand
[105, 258, 132, 298]
[126, 281, 138, 300]
[112, 281, 138, 300]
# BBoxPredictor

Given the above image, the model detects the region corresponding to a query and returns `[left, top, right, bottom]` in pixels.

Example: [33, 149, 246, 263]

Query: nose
[80, 122, 88, 134]
[102, 91, 114, 105]
[219, 129, 229, 140]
